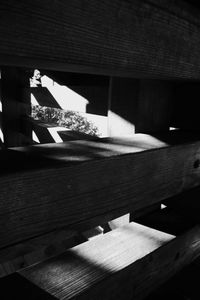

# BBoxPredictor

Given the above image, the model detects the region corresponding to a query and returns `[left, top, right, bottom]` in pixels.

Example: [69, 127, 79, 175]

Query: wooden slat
[19, 222, 200, 300]
[0, 1, 200, 79]
[1, 131, 200, 249]
[0, 229, 79, 278]
[0, 201, 168, 277]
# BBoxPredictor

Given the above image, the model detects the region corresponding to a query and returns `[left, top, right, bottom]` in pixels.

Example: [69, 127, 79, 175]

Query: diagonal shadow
[0, 272, 56, 300]
[31, 87, 61, 109]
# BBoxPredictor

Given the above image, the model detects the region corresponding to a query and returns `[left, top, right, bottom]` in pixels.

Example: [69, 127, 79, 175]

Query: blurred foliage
[32, 105, 99, 136]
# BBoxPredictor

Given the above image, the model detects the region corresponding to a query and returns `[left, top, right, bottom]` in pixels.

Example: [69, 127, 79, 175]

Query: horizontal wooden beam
[0, 229, 80, 278]
[1, 131, 200, 249]
[19, 222, 200, 300]
[0, 201, 166, 277]
[0, 1, 200, 78]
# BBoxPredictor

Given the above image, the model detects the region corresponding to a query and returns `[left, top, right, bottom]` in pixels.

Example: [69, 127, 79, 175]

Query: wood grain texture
[0, 200, 169, 277]
[20, 223, 200, 300]
[1, 131, 200, 249]
[0, 1, 200, 78]
[20, 222, 174, 299]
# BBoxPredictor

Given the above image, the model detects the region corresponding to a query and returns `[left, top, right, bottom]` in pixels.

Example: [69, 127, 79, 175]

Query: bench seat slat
[20, 222, 200, 300]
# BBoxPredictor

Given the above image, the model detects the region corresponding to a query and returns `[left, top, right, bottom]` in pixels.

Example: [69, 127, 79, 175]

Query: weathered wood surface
[0, 1, 200, 78]
[19, 222, 200, 300]
[1, 131, 200, 249]
[19, 222, 174, 299]
[0, 201, 168, 278]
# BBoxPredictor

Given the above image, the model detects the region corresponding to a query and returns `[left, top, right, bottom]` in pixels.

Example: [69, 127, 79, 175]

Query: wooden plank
[1, 131, 200, 249]
[19, 222, 174, 299]
[0, 229, 79, 278]
[145, 261, 200, 300]
[0, 200, 171, 277]
[19, 223, 200, 300]
[0, 1, 200, 79]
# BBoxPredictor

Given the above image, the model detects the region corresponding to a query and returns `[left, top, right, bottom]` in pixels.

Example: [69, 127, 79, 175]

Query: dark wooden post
[1, 67, 31, 147]
[136, 80, 173, 133]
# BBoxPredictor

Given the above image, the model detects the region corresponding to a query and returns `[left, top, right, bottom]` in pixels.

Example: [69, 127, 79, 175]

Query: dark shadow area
[31, 87, 62, 109]
[171, 82, 200, 130]
[0, 273, 56, 300]
[164, 186, 200, 223]
[148, 130, 200, 145]
[185, 0, 200, 10]
[135, 206, 196, 236]
[58, 130, 99, 142]
[135, 187, 200, 236]
[146, 261, 200, 300]
[32, 121, 56, 144]
[42, 70, 108, 87]
[108, 78, 173, 137]
[110, 78, 139, 126]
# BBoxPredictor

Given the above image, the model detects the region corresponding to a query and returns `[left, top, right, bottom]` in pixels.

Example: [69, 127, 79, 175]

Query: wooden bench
[1, 0, 200, 299]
